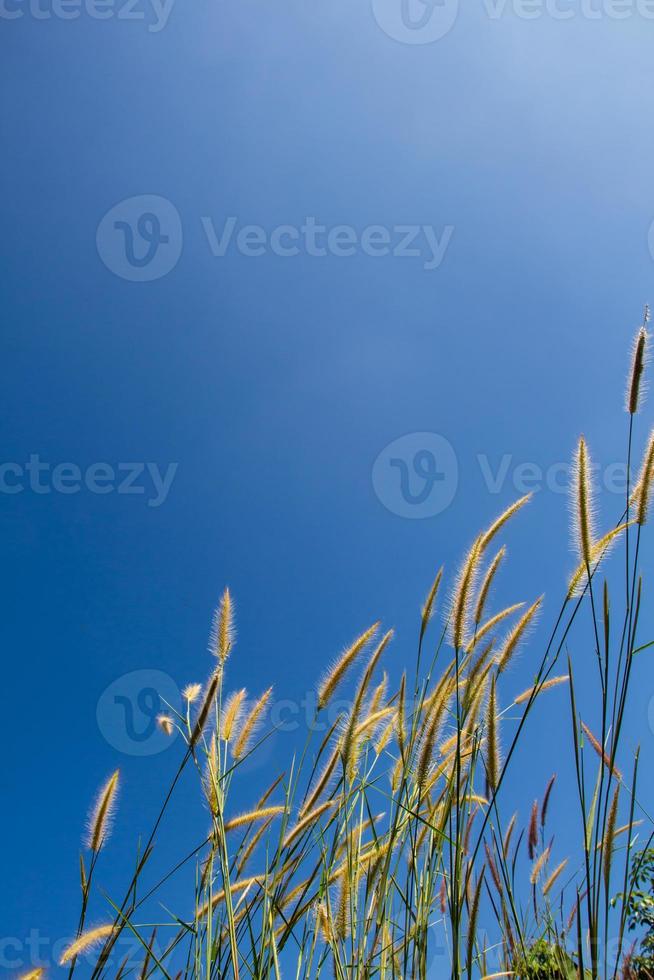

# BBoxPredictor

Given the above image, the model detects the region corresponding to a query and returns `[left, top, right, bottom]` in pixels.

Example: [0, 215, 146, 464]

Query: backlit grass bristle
[19, 971, 45, 980]
[450, 536, 482, 650]
[210, 586, 235, 664]
[627, 324, 648, 415]
[514, 675, 569, 706]
[86, 770, 119, 853]
[221, 688, 247, 742]
[59, 924, 114, 965]
[635, 430, 654, 525]
[157, 714, 174, 736]
[496, 597, 543, 674]
[223, 805, 285, 833]
[543, 858, 568, 897]
[572, 436, 595, 566]
[232, 686, 273, 760]
[485, 674, 500, 794]
[474, 546, 506, 626]
[317, 622, 380, 710]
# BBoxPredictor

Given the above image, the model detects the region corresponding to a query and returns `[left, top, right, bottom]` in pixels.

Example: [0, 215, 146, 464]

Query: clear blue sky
[2, 1, 654, 974]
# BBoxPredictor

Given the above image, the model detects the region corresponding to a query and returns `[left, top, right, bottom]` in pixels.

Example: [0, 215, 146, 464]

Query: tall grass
[26, 311, 654, 979]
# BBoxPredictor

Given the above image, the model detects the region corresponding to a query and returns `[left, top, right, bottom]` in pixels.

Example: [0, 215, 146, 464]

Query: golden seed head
[317, 622, 380, 710]
[221, 688, 247, 742]
[182, 683, 202, 703]
[59, 924, 114, 965]
[474, 546, 506, 626]
[635, 431, 654, 525]
[157, 714, 175, 736]
[485, 674, 500, 794]
[223, 805, 285, 833]
[86, 771, 120, 853]
[573, 436, 595, 567]
[627, 324, 648, 414]
[232, 686, 273, 760]
[542, 858, 568, 897]
[496, 597, 543, 675]
[450, 537, 482, 650]
[209, 587, 235, 663]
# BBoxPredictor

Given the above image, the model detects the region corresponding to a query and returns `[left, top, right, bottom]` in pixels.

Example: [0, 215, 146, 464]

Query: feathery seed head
[182, 683, 202, 703]
[496, 597, 543, 675]
[514, 675, 569, 706]
[568, 523, 631, 597]
[541, 774, 556, 828]
[223, 805, 285, 833]
[581, 722, 622, 779]
[478, 494, 532, 554]
[190, 669, 221, 747]
[636, 431, 654, 525]
[86, 770, 120, 853]
[469, 602, 525, 653]
[528, 800, 539, 860]
[573, 436, 595, 566]
[209, 587, 235, 664]
[543, 858, 568, 897]
[603, 785, 620, 892]
[221, 688, 247, 742]
[450, 537, 482, 650]
[474, 547, 506, 626]
[627, 325, 648, 415]
[59, 924, 114, 965]
[530, 845, 551, 885]
[485, 674, 500, 795]
[232, 686, 273, 760]
[421, 567, 444, 641]
[317, 622, 380, 710]
[157, 714, 174, 736]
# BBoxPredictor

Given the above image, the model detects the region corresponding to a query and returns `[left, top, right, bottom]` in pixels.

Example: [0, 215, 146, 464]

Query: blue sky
[2, 0, 654, 974]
